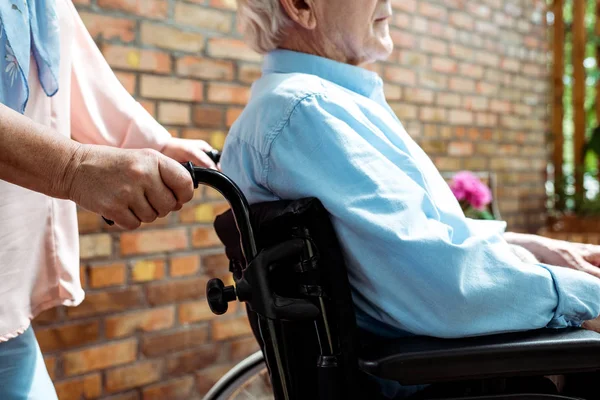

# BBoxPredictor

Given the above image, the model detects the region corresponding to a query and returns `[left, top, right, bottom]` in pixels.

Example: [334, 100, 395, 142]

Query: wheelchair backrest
[214, 198, 379, 400]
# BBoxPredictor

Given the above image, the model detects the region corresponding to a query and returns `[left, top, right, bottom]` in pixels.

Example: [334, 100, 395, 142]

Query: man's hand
[504, 232, 600, 279]
[65, 144, 194, 230]
[583, 315, 600, 333]
[161, 137, 218, 170]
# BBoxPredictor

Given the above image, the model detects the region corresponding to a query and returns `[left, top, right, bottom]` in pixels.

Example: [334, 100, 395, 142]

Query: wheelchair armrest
[358, 328, 600, 385]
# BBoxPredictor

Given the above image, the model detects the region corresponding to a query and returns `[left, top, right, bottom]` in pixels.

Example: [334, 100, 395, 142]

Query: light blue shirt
[222, 49, 600, 341]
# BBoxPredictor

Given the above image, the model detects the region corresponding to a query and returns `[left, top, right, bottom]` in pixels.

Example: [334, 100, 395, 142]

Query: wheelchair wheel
[204, 351, 273, 400]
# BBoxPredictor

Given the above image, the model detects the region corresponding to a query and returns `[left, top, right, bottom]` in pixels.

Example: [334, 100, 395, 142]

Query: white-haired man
[222, 0, 600, 397]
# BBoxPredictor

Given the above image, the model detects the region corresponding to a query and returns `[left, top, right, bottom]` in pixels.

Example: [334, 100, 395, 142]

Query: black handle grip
[101, 151, 222, 226]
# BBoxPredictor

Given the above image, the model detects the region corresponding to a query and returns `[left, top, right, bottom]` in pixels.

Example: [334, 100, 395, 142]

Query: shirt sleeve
[67, 2, 170, 150]
[263, 93, 600, 338]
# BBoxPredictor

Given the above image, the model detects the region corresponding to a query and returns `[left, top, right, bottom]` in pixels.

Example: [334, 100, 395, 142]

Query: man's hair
[237, 0, 291, 54]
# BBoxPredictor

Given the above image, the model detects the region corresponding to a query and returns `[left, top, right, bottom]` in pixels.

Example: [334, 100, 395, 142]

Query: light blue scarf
[0, 0, 60, 113]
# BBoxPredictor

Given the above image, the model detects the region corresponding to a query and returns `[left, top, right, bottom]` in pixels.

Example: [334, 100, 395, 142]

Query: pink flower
[450, 171, 492, 210]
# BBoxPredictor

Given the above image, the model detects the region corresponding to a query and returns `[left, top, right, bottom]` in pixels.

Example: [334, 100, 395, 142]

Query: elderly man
[222, 0, 600, 397]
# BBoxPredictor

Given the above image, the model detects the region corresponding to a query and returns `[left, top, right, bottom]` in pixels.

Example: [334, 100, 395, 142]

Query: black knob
[205, 149, 221, 164]
[207, 278, 236, 315]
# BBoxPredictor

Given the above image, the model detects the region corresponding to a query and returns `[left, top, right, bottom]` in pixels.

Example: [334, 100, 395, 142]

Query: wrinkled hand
[65, 144, 194, 230]
[536, 238, 600, 279]
[583, 315, 600, 333]
[161, 137, 218, 170]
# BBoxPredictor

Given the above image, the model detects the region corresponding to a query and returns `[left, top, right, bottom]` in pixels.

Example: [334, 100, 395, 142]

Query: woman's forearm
[0, 103, 81, 199]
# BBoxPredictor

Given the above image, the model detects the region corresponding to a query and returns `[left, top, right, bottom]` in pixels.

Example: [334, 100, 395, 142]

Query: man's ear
[279, 0, 317, 30]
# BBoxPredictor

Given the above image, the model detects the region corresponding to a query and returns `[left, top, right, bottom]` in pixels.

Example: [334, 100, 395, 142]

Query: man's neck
[278, 29, 361, 66]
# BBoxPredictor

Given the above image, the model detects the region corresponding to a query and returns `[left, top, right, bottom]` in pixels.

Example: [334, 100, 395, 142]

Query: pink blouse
[0, 0, 171, 341]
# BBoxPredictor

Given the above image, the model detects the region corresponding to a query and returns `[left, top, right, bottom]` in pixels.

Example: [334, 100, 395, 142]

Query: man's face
[314, 0, 393, 65]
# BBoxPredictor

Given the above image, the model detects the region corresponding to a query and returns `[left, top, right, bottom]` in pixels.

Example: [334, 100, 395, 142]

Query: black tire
[204, 351, 273, 400]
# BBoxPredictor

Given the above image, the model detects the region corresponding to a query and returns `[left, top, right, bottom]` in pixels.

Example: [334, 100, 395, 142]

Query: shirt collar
[262, 49, 383, 99]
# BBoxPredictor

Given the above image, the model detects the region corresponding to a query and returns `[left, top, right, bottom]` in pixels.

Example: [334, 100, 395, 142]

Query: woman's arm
[66, 1, 216, 169]
[0, 103, 194, 229]
[0, 103, 80, 199]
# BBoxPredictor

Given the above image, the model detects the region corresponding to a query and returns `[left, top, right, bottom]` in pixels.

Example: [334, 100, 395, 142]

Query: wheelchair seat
[209, 196, 600, 399]
[360, 327, 600, 384]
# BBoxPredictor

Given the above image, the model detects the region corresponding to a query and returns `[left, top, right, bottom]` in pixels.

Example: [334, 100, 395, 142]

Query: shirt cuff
[539, 263, 600, 328]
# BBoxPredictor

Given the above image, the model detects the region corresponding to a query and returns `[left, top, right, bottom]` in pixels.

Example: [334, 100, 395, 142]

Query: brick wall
[33, 0, 550, 399]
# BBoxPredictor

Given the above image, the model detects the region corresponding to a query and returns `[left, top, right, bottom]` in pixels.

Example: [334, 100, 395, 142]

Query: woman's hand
[65, 144, 194, 230]
[161, 137, 218, 170]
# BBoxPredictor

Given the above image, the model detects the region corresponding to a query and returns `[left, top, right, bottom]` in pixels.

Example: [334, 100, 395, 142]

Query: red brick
[391, 0, 416, 12]
[450, 11, 474, 29]
[89, 262, 126, 288]
[449, 110, 474, 125]
[63, 339, 137, 376]
[44, 356, 57, 380]
[207, 83, 250, 105]
[180, 202, 229, 223]
[390, 29, 416, 48]
[384, 66, 417, 86]
[143, 375, 195, 400]
[98, 0, 167, 18]
[239, 63, 263, 83]
[403, 88, 434, 104]
[231, 337, 260, 360]
[146, 277, 210, 305]
[140, 100, 156, 117]
[105, 306, 176, 338]
[79, 233, 112, 259]
[166, 344, 221, 376]
[420, 37, 448, 55]
[226, 108, 243, 127]
[157, 102, 191, 125]
[419, 107, 447, 123]
[432, 57, 457, 73]
[193, 107, 224, 128]
[103, 45, 171, 74]
[140, 22, 205, 53]
[191, 227, 222, 248]
[207, 38, 261, 62]
[178, 300, 213, 324]
[36, 321, 100, 352]
[418, 2, 447, 20]
[448, 142, 474, 156]
[132, 258, 166, 282]
[102, 393, 140, 400]
[77, 210, 101, 233]
[67, 287, 143, 318]
[170, 254, 200, 277]
[54, 374, 102, 400]
[209, 0, 236, 9]
[142, 326, 209, 356]
[79, 12, 136, 42]
[105, 360, 163, 393]
[449, 77, 476, 93]
[34, 307, 61, 325]
[120, 228, 188, 255]
[212, 316, 253, 341]
[114, 71, 136, 95]
[141, 75, 203, 102]
[196, 364, 235, 396]
[175, 3, 233, 33]
[177, 56, 234, 80]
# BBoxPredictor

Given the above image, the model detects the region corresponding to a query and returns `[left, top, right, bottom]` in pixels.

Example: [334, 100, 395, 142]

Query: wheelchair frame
[185, 163, 600, 400]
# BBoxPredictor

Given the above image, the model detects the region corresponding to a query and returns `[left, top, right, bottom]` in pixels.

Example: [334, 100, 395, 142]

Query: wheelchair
[182, 160, 600, 400]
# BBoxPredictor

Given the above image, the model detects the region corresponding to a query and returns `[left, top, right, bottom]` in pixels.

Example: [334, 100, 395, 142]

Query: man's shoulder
[228, 72, 351, 153]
